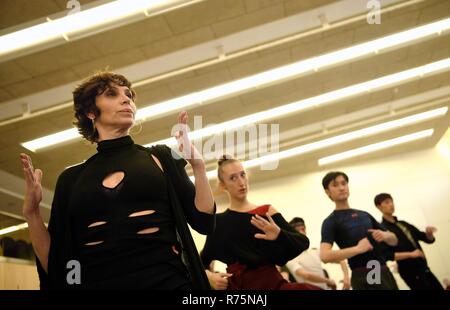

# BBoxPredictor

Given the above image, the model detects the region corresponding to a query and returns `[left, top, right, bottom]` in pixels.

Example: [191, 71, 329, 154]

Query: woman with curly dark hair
[19, 71, 216, 289]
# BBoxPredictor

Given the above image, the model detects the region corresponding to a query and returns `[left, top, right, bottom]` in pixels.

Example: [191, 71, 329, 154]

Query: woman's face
[220, 161, 249, 200]
[91, 83, 136, 134]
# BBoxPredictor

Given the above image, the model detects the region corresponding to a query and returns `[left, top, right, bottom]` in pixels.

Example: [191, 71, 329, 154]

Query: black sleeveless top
[68, 136, 189, 289]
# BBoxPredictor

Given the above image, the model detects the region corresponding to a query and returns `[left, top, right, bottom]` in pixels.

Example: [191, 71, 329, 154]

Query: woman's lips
[119, 109, 134, 114]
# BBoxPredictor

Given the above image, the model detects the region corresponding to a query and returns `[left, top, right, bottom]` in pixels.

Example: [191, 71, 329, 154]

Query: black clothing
[400, 268, 443, 290]
[351, 265, 399, 290]
[200, 205, 309, 269]
[37, 136, 215, 289]
[382, 217, 443, 290]
[321, 209, 390, 269]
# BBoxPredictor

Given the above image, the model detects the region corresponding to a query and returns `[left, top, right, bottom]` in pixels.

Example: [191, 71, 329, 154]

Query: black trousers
[351, 266, 399, 290]
[400, 267, 443, 290]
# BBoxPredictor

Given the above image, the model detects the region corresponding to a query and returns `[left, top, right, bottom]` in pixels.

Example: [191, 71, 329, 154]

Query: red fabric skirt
[226, 262, 322, 290]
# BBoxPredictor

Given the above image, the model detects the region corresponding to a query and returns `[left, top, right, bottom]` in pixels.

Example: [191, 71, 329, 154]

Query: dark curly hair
[72, 71, 136, 143]
[217, 155, 238, 182]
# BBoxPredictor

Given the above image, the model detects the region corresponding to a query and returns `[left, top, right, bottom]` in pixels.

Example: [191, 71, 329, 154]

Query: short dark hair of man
[374, 193, 393, 206]
[289, 217, 305, 228]
[322, 171, 349, 190]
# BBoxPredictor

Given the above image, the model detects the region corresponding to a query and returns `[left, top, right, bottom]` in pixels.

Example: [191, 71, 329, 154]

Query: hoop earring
[91, 118, 97, 134]
[130, 119, 142, 135]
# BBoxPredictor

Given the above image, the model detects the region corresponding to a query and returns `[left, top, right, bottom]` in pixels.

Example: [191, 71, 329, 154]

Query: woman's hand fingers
[255, 214, 268, 223]
[35, 169, 43, 185]
[266, 213, 276, 225]
[20, 156, 29, 171]
[176, 111, 191, 156]
[20, 153, 31, 169]
[20, 153, 35, 183]
[250, 216, 263, 230]
[251, 214, 280, 240]
[254, 233, 267, 240]
[179, 111, 188, 124]
[20, 153, 44, 218]
[175, 131, 183, 152]
[175, 111, 205, 165]
[181, 112, 191, 157]
[177, 111, 188, 138]
[251, 215, 268, 230]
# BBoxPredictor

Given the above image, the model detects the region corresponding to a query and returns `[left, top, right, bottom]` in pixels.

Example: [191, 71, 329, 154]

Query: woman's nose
[120, 93, 131, 104]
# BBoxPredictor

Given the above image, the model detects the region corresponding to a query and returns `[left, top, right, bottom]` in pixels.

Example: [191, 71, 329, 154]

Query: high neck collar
[97, 135, 134, 153]
[383, 215, 398, 223]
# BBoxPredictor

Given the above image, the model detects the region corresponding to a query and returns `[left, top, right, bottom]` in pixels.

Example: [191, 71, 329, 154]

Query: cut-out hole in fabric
[102, 171, 125, 189]
[151, 154, 164, 172]
[87, 221, 107, 228]
[137, 227, 159, 234]
[85, 241, 104, 246]
[128, 210, 155, 217]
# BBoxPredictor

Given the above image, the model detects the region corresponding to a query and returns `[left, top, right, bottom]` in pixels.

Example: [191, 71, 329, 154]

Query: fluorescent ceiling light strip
[20, 19, 450, 151]
[0, 1, 423, 128]
[2, 1, 444, 60]
[22, 58, 450, 152]
[0, 0, 179, 56]
[21, 128, 81, 153]
[0, 223, 29, 236]
[147, 60, 450, 148]
[318, 129, 434, 166]
[193, 100, 449, 162]
[136, 18, 450, 121]
[190, 107, 447, 180]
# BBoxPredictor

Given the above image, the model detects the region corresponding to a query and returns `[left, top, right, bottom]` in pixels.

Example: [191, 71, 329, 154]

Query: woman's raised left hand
[174, 111, 204, 168]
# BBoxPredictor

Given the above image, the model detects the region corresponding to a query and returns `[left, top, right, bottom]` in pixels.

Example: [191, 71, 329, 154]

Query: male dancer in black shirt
[374, 193, 443, 290]
[320, 171, 398, 290]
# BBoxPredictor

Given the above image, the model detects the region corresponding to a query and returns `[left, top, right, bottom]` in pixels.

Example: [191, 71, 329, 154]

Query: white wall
[192, 129, 450, 289]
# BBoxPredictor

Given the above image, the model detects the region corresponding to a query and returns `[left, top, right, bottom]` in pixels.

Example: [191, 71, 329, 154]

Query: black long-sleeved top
[37, 136, 215, 289]
[200, 205, 309, 268]
[381, 217, 434, 272]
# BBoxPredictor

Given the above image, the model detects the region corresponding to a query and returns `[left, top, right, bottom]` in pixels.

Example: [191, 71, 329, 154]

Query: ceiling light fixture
[0, 0, 204, 60]
[191, 107, 446, 179]
[318, 129, 434, 165]
[20, 18, 450, 151]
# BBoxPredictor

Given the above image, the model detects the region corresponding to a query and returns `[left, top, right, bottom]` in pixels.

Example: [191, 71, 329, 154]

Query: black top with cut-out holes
[37, 135, 215, 290]
[67, 136, 188, 288]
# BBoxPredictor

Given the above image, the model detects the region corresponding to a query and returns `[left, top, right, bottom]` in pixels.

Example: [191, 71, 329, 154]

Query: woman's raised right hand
[19, 153, 43, 219]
